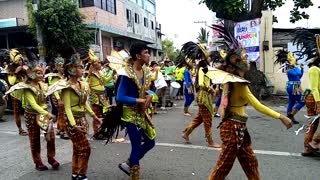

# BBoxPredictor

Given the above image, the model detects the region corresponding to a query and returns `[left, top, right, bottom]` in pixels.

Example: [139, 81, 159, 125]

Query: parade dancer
[292, 30, 320, 156]
[46, 56, 68, 139]
[183, 58, 194, 116]
[275, 50, 305, 124]
[117, 42, 155, 180]
[5, 50, 58, 171]
[208, 25, 293, 180]
[181, 42, 220, 148]
[86, 49, 114, 138]
[51, 50, 102, 180]
[7, 49, 28, 136]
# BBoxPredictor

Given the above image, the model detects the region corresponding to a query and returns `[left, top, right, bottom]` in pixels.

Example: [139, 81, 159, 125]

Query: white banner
[234, 18, 261, 62]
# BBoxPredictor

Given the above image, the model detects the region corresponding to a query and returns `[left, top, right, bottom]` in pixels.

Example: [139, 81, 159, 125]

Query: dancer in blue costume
[275, 50, 305, 124]
[116, 42, 155, 180]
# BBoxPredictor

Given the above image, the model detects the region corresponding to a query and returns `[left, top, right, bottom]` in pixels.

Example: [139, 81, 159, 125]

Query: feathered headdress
[274, 50, 297, 71]
[180, 41, 210, 61]
[24, 48, 43, 80]
[292, 28, 320, 63]
[210, 50, 227, 63]
[59, 47, 83, 76]
[209, 24, 248, 70]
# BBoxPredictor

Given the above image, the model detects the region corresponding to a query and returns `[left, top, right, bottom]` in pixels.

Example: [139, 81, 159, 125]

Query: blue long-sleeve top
[116, 75, 141, 104]
[287, 67, 303, 81]
[286, 66, 303, 94]
[184, 69, 192, 89]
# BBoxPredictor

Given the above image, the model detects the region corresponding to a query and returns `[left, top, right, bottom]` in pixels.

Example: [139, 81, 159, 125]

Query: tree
[161, 39, 179, 61]
[27, 0, 93, 61]
[200, 0, 317, 23]
[197, 27, 209, 44]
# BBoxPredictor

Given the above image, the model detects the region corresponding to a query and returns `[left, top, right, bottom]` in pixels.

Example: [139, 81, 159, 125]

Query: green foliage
[200, 0, 317, 23]
[161, 39, 179, 61]
[197, 27, 209, 44]
[28, 0, 93, 59]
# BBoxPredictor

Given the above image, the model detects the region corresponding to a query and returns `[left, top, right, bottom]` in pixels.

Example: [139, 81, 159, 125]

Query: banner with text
[234, 18, 261, 62]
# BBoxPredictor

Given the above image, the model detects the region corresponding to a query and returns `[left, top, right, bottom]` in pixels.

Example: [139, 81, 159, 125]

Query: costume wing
[46, 79, 69, 96]
[205, 67, 250, 84]
[107, 50, 129, 70]
[5, 82, 29, 101]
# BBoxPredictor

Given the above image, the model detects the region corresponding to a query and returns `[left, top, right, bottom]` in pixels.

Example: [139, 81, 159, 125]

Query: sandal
[48, 158, 60, 170]
[301, 152, 320, 157]
[19, 129, 28, 136]
[306, 143, 320, 152]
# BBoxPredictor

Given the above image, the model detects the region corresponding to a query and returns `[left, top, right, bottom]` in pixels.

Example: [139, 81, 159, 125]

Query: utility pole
[32, 0, 45, 65]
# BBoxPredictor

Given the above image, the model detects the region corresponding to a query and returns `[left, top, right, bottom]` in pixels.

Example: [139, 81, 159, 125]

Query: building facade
[78, 0, 162, 61]
[0, 0, 162, 61]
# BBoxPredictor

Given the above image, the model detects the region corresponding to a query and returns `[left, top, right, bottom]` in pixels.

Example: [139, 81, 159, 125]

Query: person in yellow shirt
[86, 49, 115, 137]
[6, 50, 58, 171]
[174, 65, 185, 100]
[46, 56, 68, 139]
[303, 57, 320, 156]
[291, 32, 320, 156]
[208, 25, 293, 180]
[53, 51, 101, 180]
[7, 49, 28, 136]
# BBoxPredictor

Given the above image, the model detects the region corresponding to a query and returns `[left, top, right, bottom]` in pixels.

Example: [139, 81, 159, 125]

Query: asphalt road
[0, 100, 319, 180]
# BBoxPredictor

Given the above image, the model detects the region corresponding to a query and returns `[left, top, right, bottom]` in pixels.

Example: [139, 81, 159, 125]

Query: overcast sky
[156, 0, 320, 48]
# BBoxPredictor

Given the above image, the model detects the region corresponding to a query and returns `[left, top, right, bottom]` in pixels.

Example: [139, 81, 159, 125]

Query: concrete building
[79, 0, 162, 61]
[0, 0, 162, 61]
[259, 11, 320, 94]
[0, 0, 37, 49]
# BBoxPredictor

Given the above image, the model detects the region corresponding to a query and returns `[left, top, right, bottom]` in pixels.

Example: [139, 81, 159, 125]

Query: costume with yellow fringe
[45, 56, 68, 138]
[180, 42, 220, 148]
[292, 29, 320, 156]
[207, 25, 287, 180]
[7, 49, 28, 136]
[49, 52, 95, 178]
[85, 49, 113, 136]
[5, 50, 59, 171]
[275, 50, 305, 124]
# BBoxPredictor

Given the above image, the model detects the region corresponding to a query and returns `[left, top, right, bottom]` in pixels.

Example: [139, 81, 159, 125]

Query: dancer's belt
[69, 111, 86, 117]
[287, 81, 301, 85]
[91, 89, 105, 95]
[225, 113, 248, 124]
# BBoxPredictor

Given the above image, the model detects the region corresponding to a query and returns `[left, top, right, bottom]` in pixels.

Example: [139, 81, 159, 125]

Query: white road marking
[0, 131, 302, 157]
[155, 142, 302, 157]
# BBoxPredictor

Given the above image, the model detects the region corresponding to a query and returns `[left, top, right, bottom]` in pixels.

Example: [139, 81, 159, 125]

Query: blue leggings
[127, 122, 155, 167]
[184, 87, 194, 107]
[215, 93, 222, 107]
[287, 94, 305, 114]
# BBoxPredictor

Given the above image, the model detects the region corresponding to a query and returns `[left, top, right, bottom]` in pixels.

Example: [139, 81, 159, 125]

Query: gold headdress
[10, 49, 24, 64]
[54, 56, 65, 67]
[210, 25, 248, 70]
[180, 41, 210, 61]
[88, 49, 99, 64]
[287, 52, 297, 65]
[66, 53, 82, 76]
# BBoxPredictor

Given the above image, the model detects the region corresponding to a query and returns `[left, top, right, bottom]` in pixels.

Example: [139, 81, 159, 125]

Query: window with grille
[106, 0, 116, 14]
[135, 13, 140, 24]
[144, 18, 148, 27]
